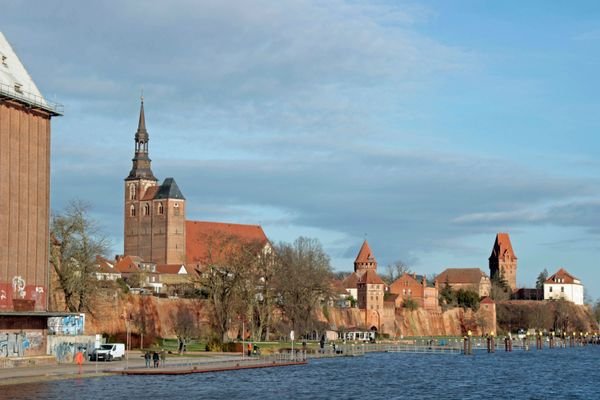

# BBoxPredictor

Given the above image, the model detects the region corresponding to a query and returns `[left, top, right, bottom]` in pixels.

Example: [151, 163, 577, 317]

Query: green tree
[49, 200, 109, 313]
[536, 268, 549, 290]
[402, 298, 418, 311]
[456, 289, 480, 311]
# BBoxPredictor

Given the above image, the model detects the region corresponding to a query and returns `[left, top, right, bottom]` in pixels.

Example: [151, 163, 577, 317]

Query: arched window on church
[129, 204, 136, 217]
[129, 184, 137, 200]
[143, 203, 150, 216]
[157, 203, 164, 215]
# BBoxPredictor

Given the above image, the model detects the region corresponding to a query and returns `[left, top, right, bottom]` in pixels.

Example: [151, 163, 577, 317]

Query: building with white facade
[543, 268, 584, 305]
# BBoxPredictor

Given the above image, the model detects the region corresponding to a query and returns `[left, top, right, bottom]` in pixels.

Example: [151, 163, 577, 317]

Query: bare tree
[272, 237, 333, 336]
[383, 260, 412, 284]
[171, 300, 201, 353]
[49, 200, 109, 313]
[197, 232, 265, 343]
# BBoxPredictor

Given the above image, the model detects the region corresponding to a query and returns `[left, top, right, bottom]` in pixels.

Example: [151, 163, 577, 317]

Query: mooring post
[467, 330, 472, 355]
[463, 336, 468, 355]
[491, 332, 495, 353]
[486, 335, 491, 353]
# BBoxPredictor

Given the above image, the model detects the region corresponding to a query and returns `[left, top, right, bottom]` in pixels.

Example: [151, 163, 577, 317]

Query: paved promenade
[0, 353, 251, 386]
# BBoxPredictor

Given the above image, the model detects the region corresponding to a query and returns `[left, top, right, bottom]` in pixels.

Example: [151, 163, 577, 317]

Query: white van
[89, 343, 125, 361]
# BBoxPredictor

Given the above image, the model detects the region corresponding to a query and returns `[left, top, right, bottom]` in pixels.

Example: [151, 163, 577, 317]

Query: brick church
[123, 100, 269, 270]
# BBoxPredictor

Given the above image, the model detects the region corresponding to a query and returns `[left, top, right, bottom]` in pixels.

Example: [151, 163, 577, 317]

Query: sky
[2, 0, 600, 298]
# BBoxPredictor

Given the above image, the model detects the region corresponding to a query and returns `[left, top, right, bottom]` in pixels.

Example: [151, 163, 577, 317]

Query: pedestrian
[74, 350, 84, 374]
[160, 349, 166, 367]
[144, 351, 151, 368]
[247, 342, 252, 357]
[152, 351, 159, 368]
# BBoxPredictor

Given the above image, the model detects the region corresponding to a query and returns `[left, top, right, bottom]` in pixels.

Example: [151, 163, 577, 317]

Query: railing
[0, 82, 63, 115]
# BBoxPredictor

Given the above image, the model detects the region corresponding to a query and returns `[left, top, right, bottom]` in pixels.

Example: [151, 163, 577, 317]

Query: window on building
[561, 286, 564, 293]
[129, 184, 137, 200]
[129, 205, 136, 217]
[174, 202, 180, 216]
[157, 203, 164, 215]
[143, 203, 150, 216]
[549, 287, 553, 292]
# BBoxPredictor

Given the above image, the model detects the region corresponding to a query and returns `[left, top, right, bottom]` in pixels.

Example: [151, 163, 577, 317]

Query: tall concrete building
[0, 32, 62, 312]
[489, 232, 517, 291]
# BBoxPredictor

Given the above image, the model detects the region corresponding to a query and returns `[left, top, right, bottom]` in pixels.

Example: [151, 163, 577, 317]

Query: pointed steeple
[354, 240, 377, 274]
[126, 97, 157, 181]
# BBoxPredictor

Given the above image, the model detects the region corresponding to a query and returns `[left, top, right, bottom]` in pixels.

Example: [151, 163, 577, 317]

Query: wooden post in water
[467, 331, 472, 355]
[486, 335, 492, 353]
[549, 332, 554, 349]
[491, 332, 495, 353]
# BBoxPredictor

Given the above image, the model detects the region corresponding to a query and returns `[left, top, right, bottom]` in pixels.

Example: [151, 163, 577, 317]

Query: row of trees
[50, 201, 335, 343]
[199, 235, 333, 343]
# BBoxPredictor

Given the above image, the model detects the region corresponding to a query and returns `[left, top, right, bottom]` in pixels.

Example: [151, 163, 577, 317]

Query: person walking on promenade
[160, 349, 166, 367]
[247, 343, 252, 357]
[144, 351, 151, 368]
[152, 351, 159, 368]
[74, 350, 84, 374]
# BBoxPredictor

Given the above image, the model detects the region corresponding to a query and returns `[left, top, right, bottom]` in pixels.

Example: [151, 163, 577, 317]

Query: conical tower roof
[489, 232, 517, 260]
[126, 98, 157, 181]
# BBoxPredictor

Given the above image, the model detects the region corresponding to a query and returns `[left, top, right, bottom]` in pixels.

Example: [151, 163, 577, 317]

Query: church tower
[354, 240, 377, 277]
[489, 233, 517, 291]
[124, 99, 158, 261]
[123, 99, 186, 265]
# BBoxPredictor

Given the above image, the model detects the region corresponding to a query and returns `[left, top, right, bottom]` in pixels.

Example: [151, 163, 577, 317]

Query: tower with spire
[124, 99, 186, 265]
[354, 239, 377, 277]
[489, 232, 517, 291]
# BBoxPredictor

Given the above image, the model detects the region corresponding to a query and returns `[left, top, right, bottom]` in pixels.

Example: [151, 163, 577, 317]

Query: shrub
[402, 298, 419, 311]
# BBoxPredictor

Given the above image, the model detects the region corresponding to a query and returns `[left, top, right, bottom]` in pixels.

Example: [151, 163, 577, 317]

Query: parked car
[89, 343, 125, 361]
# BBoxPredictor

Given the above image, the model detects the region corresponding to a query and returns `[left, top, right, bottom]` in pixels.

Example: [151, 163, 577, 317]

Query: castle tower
[489, 232, 517, 291]
[124, 99, 158, 261]
[354, 240, 377, 277]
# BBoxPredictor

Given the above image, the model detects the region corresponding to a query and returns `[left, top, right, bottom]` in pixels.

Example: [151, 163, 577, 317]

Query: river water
[5, 347, 599, 399]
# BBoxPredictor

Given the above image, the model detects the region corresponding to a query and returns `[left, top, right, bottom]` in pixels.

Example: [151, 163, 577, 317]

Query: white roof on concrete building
[0, 32, 62, 115]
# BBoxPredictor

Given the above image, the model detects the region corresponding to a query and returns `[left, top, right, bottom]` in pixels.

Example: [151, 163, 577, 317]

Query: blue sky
[2, 0, 600, 298]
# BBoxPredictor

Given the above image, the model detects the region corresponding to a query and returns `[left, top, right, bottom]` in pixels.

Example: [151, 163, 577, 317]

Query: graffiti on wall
[0, 331, 44, 357]
[48, 314, 85, 336]
[12, 276, 26, 299]
[52, 340, 94, 363]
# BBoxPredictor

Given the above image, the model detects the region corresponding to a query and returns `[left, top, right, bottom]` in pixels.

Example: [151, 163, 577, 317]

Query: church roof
[141, 186, 159, 201]
[436, 268, 489, 285]
[358, 269, 385, 285]
[155, 177, 185, 200]
[186, 221, 269, 266]
[0, 32, 62, 115]
[489, 232, 517, 260]
[355, 240, 376, 264]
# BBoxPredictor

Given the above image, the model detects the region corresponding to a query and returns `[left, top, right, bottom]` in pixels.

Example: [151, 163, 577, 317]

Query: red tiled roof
[480, 296, 494, 304]
[545, 268, 580, 284]
[342, 273, 359, 289]
[95, 256, 119, 274]
[435, 268, 488, 285]
[141, 186, 159, 201]
[156, 264, 187, 274]
[354, 240, 376, 264]
[186, 220, 269, 266]
[115, 255, 142, 274]
[358, 269, 385, 285]
[490, 232, 517, 260]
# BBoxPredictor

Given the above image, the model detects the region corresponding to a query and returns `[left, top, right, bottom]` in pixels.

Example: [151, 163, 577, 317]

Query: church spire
[126, 97, 157, 181]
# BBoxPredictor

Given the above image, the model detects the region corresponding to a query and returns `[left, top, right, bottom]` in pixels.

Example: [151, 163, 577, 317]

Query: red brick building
[0, 33, 62, 312]
[435, 268, 491, 297]
[122, 101, 269, 271]
[489, 232, 517, 291]
[389, 273, 439, 311]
